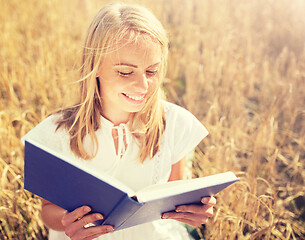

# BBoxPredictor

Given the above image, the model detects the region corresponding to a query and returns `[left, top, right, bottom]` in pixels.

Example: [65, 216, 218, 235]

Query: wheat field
[1, 0, 305, 239]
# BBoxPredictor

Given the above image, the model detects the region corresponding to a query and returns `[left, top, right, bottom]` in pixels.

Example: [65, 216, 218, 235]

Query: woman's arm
[41, 199, 68, 231]
[163, 157, 216, 227]
[168, 157, 186, 181]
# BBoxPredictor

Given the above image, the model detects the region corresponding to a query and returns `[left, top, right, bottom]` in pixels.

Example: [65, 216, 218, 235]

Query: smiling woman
[21, 2, 214, 240]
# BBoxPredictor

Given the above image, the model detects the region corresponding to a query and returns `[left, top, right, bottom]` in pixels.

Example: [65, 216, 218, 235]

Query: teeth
[124, 93, 144, 101]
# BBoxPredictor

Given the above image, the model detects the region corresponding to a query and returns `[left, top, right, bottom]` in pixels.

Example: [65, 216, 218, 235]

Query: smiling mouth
[122, 93, 146, 102]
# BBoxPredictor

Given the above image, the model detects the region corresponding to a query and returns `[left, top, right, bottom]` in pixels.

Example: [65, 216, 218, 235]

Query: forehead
[103, 34, 162, 66]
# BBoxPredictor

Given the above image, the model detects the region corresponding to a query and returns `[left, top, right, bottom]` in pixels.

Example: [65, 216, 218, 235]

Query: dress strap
[113, 124, 129, 158]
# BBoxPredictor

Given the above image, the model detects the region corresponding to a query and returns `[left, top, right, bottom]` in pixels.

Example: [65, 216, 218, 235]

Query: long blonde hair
[56, 3, 169, 163]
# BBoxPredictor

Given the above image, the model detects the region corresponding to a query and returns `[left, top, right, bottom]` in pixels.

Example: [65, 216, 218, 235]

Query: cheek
[145, 79, 159, 99]
[148, 77, 159, 91]
[100, 81, 117, 100]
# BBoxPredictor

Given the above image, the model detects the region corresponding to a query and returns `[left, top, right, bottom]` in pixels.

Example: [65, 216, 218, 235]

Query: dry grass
[1, 0, 305, 239]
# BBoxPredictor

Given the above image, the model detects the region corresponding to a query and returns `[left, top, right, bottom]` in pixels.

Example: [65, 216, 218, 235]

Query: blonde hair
[56, 3, 169, 163]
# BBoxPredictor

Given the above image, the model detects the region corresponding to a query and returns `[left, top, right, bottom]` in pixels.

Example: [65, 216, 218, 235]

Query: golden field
[1, 0, 305, 239]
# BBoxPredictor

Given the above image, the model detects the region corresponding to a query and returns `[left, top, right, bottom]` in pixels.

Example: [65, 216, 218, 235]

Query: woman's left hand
[161, 196, 216, 227]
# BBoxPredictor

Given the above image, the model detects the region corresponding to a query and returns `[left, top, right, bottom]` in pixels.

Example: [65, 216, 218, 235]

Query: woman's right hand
[61, 206, 114, 240]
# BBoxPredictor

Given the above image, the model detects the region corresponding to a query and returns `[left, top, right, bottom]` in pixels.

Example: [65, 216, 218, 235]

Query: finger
[84, 233, 104, 240]
[62, 206, 91, 227]
[80, 213, 104, 228]
[162, 212, 208, 223]
[75, 225, 114, 240]
[83, 227, 114, 240]
[176, 204, 213, 216]
[201, 196, 216, 206]
[64, 213, 104, 238]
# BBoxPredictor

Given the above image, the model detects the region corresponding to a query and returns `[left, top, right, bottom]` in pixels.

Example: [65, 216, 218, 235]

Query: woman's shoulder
[160, 100, 208, 164]
[39, 113, 62, 127]
[32, 113, 63, 134]
[161, 100, 199, 123]
[162, 100, 186, 114]
[21, 113, 67, 146]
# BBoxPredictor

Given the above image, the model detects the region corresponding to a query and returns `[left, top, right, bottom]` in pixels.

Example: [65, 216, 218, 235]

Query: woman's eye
[146, 70, 158, 76]
[118, 71, 133, 77]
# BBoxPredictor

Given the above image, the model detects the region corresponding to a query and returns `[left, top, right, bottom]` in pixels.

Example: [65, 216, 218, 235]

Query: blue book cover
[24, 139, 239, 231]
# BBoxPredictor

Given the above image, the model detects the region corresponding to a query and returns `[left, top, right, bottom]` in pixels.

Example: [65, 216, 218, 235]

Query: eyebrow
[114, 62, 160, 68]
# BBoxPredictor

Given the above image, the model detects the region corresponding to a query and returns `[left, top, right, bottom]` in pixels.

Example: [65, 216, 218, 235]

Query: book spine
[102, 195, 142, 230]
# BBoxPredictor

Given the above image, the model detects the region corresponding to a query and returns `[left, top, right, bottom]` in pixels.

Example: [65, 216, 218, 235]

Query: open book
[24, 138, 239, 231]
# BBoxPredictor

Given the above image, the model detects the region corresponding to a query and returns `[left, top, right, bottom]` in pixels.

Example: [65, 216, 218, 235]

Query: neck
[100, 111, 130, 126]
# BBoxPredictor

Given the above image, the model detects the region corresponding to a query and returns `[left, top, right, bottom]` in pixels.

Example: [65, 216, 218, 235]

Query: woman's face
[98, 36, 162, 125]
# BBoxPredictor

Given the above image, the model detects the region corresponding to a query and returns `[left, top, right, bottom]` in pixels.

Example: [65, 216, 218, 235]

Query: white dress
[22, 101, 208, 240]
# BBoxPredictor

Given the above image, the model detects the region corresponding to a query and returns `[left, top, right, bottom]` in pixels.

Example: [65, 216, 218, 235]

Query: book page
[26, 138, 136, 197]
[136, 172, 238, 202]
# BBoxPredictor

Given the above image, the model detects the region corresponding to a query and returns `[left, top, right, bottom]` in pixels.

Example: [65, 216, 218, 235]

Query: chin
[125, 104, 145, 114]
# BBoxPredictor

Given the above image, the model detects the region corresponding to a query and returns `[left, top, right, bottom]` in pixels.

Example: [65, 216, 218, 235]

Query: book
[24, 138, 239, 231]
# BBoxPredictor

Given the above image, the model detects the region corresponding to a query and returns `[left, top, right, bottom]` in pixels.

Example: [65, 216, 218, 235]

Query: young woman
[23, 3, 216, 240]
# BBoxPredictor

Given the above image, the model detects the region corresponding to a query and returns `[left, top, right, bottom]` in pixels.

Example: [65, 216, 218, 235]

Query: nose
[134, 73, 149, 92]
